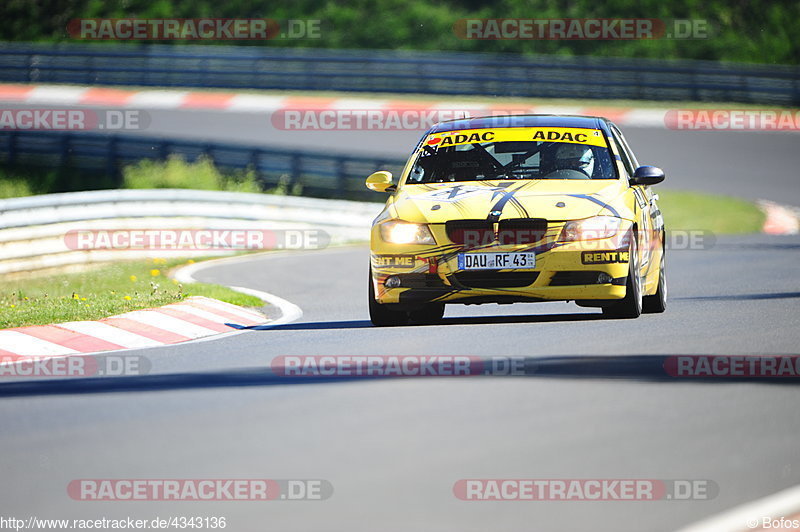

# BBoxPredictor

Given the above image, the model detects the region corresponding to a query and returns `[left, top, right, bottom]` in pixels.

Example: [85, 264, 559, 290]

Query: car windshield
[407, 128, 617, 183]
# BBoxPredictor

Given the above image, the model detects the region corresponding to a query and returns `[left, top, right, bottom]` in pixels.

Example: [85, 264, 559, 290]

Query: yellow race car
[366, 115, 666, 326]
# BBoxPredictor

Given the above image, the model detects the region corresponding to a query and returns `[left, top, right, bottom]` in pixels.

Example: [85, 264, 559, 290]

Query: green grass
[658, 189, 765, 234]
[0, 258, 264, 329]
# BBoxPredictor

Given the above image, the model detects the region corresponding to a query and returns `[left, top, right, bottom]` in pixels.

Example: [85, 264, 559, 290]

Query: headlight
[380, 221, 435, 245]
[559, 216, 622, 241]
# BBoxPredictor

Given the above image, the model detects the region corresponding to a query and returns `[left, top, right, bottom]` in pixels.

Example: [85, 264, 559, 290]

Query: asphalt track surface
[1, 104, 799, 531]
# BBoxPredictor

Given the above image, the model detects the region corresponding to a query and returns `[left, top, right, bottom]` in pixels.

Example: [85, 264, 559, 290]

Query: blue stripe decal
[567, 194, 621, 217]
[486, 183, 523, 221]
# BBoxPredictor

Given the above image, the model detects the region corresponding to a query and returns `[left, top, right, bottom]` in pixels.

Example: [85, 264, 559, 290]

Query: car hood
[390, 180, 627, 223]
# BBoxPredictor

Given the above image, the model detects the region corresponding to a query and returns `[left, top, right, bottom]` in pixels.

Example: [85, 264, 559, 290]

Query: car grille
[497, 218, 548, 245]
[445, 218, 549, 247]
[445, 220, 494, 248]
[453, 271, 540, 289]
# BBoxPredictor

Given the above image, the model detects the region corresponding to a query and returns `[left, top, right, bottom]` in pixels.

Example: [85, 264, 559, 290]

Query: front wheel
[368, 269, 409, 326]
[409, 303, 445, 325]
[602, 237, 642, 319]
[643, 242, 667, 314]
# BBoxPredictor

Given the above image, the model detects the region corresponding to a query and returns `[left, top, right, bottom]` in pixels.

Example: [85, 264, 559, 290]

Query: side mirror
[366, 171, 396, 193]
[631, 166, 665, 185]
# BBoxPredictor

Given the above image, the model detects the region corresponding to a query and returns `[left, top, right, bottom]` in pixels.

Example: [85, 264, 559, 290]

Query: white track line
[126, 90, 188, 108]
[329, 98, 388, 110]
[172, 252, 304, 329]
[26, 86, 89, 104]
[186, 297, 266, 322]
[164, 304, 245, 324]
[0, 331, 78, 357]
[228, 286, 302, 327]
[226, 94, 287, 112]
[119, 310, 219, 338]
[58, 321, 162, 349]
[620, 109, 668, 128]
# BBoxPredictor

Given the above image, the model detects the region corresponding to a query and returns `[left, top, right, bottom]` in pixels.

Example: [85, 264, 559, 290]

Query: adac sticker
[532, 130, 589, 143]
[426, 131, 495, 147]
[424, 127, 606, 149]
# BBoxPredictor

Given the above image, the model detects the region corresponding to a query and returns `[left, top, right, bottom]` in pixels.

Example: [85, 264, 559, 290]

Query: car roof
[427, 114, 609, 133]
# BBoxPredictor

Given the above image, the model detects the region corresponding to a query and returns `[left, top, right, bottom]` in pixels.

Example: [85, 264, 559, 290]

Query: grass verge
[0, 257, 264, 329]
[657, 190, 765, 234]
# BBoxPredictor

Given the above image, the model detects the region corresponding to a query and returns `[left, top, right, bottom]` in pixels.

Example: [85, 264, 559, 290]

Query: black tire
[643, 240, 667, 314]
[602, 236, 642, 319]
[368, 269, 409, 326]
[409, 303, 445, 325]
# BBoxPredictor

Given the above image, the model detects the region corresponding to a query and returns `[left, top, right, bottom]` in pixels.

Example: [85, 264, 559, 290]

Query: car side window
[610, 126, 639, 174]
[605, 133, 632, 178]
[609, 131, 634, 177]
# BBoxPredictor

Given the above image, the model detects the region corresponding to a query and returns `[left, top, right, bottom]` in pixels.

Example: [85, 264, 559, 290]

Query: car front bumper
[370, 231, 632, 308]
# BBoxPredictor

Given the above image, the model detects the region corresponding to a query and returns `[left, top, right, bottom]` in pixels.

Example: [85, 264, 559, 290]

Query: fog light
[385, 276, 402, 288]
[597, 273, 613, 284]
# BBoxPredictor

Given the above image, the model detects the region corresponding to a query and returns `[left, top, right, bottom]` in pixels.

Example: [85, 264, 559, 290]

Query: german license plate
[457, 252, 536, 270]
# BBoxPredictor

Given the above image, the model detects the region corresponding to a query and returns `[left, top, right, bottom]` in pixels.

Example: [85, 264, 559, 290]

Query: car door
[609, 125, 656, 273]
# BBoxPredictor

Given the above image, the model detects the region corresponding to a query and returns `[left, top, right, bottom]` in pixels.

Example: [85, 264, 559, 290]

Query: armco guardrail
[0, 130, 406, 202]
[0, 189, 379, 275]
[0, 42, 798, 105]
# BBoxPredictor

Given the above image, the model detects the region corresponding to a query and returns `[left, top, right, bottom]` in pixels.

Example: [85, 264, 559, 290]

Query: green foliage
[1, 0, 797, 64]
[121, 155, 261, 193]
[265, 173, 303, 196]
[0, 156, 263, 198]
[0, 167, 64, 198]
[0, 166, 118, 197]
[0, 178, 33, 199]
